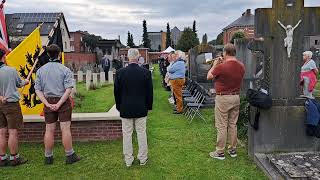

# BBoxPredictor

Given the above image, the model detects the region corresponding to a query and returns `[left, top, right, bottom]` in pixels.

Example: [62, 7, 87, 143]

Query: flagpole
[25, 19, 59, 81]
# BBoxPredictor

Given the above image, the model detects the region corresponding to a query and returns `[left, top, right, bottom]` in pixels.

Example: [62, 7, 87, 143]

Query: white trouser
[121, 117, 148, 165]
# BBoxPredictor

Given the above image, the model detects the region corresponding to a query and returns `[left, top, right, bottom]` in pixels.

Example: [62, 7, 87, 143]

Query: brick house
[223, 9, 255, 44]
[65, 31, 96, 67]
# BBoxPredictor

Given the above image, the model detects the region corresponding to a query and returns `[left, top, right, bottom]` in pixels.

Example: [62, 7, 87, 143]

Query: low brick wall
[19, 120, 122, 142]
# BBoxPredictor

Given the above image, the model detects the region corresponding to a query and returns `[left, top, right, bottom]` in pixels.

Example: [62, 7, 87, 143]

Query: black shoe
[173, 111, 183, 114]
[0, 159, 8, 167]
[44, 156, 54, 165]
[66, 153, 82, 165]
[227, 149, 237, 158]
[9, 157, 28, 166]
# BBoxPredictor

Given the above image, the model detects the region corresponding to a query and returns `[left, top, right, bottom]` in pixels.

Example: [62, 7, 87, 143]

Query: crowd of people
[0, 42, 318, 168]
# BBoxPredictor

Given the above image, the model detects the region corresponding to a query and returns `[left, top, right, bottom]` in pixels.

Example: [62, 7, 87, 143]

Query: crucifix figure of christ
[277, 19, 302, 58]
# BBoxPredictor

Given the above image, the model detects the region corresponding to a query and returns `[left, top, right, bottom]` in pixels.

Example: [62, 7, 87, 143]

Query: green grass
[73, 83, 115, 113]
[2, 66, 266, 180]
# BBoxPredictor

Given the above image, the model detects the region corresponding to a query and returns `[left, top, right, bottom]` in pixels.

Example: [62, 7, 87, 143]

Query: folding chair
[185, 90, 207, 124]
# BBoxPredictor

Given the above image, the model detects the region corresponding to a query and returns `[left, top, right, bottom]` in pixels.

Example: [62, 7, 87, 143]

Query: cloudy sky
[4, 0, 319, 45]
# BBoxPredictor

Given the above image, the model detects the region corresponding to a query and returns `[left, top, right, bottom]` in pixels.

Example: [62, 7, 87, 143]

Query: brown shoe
[10, 156, 28, 166]
[66, 153, 82, 165]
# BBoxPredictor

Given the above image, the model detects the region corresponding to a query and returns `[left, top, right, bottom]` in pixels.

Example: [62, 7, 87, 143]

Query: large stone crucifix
[277, 19, 302, 58]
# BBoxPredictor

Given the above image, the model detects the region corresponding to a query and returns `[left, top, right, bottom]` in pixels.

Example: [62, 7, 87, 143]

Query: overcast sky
[4, 0, 319, 45]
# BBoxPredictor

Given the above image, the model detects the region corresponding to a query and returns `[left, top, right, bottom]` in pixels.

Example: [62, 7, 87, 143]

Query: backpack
[246, 88, 273, 130]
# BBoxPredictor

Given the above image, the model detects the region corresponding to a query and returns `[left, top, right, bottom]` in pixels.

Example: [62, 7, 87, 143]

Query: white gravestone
[92, 73, 98, 87]
[108, 71, 114, 84]
[100, 72, 106, 86]
[86, 70, 92, 91]
[77, 71, 83, 82]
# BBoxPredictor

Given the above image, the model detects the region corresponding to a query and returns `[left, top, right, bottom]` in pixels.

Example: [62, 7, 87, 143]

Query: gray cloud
[4, 0, 318, 45]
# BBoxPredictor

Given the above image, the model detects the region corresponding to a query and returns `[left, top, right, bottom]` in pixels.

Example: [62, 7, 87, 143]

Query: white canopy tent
[161, 46, 175, 54]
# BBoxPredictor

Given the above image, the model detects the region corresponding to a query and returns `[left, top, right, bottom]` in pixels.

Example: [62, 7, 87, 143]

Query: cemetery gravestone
[86, 70, 92, 91]
[108, 71, 114, 84]
[100, 72, 106, 86]
[92, 73, 98, 87]
[248, 0, 320, 158]
[77, 71, 83, 82]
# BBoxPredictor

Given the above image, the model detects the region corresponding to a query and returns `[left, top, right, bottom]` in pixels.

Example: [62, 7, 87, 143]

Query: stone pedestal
[248, 103, 320, 158]
[77, 71, 83, 82]
[108, 71, 114, 84]
[100, 72, 106, 86]
[86, 70, 92, 91]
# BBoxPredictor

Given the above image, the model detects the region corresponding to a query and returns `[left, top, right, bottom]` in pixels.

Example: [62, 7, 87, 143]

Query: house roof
[223, 9, 254, 31]
[6, 12, 70, 37]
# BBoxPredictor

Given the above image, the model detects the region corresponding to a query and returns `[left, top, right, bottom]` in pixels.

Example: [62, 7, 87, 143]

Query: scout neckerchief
[49, 58, 61, 63]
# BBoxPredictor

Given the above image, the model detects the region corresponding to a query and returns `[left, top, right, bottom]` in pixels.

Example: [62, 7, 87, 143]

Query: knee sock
[45, 150, 53, 158]
[65, 149, 74, 156]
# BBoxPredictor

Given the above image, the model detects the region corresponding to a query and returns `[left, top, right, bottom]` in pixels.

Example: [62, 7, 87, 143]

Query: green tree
[130, 34, 135, 47]
[193, 20, 197, 33]
[158, 44, 162, 52]
[230, 31, 245, 44]
[216, 32, 224, 45]
[176, 27, 200, 52]
[83, 34, 102, 52]
[127, 31, 131, 47]
[166, 23, 172, 48]
[208, 39, 216, 45]
[142, 20, 151, 48]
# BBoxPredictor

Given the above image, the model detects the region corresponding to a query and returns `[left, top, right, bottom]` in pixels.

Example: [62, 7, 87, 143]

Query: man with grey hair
[114, 48, 153, 167]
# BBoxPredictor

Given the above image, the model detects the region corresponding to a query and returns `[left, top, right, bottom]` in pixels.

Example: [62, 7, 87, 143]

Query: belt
[216, 92, 240, 96]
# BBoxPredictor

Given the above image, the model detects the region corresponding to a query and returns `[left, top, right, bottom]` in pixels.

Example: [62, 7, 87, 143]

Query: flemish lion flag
[6, 26, 44, 115]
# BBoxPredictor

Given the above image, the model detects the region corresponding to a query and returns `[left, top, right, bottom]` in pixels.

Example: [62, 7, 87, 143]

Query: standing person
[207, 43, 245, 160]
[300, 51, 318, 99]
[168, 50, 186, 114]
[102, 55, 110, 80]
[0, 49, 29, 166]
[114, 48, 153, 167]
[35, 44, 81, 165]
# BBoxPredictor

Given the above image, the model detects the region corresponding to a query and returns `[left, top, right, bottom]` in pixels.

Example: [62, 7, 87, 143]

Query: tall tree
[193, 20, 197, 33]
[127, 31, 131, 47]
[166, 22, 172, 48]
[83, 33, 102, 52]
[130, 34, 135, 47]
[176, 27, 200, 52]
[142, 20, 151, 48]
[216, 32, 224, 45]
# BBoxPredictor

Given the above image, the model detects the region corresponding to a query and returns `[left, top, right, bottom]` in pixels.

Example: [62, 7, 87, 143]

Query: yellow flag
[6, 27, 44, 115]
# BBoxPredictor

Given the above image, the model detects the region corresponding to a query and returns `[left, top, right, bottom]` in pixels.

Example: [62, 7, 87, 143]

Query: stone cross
[253, 0, 320, 99]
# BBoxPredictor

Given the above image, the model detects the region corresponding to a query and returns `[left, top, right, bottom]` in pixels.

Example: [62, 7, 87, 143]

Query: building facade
[6, 12, 71, 52]
[147, 31, 166, 52]
[171, 26, 182, 49]
[70, 31, 91, 53]
[223, 9, 255, 44]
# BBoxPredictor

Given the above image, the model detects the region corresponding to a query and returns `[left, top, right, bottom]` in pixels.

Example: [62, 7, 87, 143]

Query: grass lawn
[2, 66, 266, 180]
[73, 83, 115, 113]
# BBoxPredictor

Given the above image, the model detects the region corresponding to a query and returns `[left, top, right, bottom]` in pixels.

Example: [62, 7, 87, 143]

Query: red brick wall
[120, 48, 149, 62]
[223, 26, 255, 44]
[65, 53, 96, 66]
[18, 120, 122, 142]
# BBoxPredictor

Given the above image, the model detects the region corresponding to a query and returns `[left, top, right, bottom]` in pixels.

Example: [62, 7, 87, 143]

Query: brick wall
[65, 53, 97, 66]
[17, 120, 122, 142]
[223, 26, 255, 44]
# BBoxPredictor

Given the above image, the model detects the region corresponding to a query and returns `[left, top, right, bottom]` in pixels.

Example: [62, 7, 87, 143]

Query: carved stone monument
[247, 0, 320, 178]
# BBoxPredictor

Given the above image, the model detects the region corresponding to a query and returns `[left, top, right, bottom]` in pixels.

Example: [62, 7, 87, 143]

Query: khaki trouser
[170, 78, 185, 112]
[121, 117, 148, 165]
[214, 95, 240, 152]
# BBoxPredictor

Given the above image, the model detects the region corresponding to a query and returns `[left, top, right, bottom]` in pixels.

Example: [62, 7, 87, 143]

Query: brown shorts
[44, 97, 72, 124]
[0, 102, 23, 129]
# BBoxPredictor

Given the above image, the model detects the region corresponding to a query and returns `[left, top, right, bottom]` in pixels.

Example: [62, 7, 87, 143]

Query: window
[315, 40, 319, 45]
[70, 45, 75, 52]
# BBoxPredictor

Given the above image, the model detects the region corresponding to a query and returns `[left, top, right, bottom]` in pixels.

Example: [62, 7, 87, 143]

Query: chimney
[246, 9, 251, 16]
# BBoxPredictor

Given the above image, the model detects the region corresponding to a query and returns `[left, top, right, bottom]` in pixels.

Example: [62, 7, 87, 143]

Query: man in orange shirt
[207, 43, 245, 160]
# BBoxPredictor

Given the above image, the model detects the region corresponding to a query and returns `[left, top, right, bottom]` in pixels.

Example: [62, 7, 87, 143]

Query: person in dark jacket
[114, 48, 153, 167]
